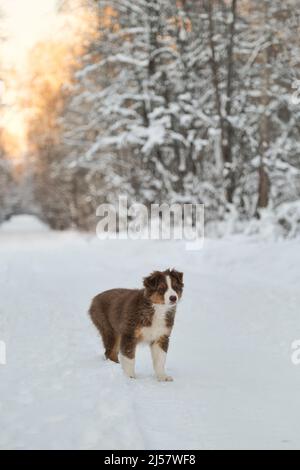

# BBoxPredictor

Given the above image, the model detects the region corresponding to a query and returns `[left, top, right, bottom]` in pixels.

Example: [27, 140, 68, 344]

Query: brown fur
[157, 334, 170, 353]
[88, 269, 184, 372]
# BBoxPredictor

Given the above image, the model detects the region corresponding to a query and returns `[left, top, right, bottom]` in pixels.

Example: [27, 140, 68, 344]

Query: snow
[1, 216, 300, 450]
[0, 215, 49, 233]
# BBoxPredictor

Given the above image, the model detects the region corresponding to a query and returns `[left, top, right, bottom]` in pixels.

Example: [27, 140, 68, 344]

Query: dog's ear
[170, 269, 184, 285]
[143, 271, 162, 291]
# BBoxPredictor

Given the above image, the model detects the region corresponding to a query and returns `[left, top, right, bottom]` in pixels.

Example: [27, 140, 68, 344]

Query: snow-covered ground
[0, 216, 300, 450]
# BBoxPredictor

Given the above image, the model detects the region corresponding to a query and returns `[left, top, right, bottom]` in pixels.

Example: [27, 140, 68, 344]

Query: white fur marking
[120, 353, 135, 378]
[164, 275, 178, 305]
[140, 304, 170, 344]
[151, 343, 173, 382]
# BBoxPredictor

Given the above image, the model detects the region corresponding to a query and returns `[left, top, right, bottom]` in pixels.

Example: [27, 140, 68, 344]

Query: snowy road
[1, 216, 300, 450]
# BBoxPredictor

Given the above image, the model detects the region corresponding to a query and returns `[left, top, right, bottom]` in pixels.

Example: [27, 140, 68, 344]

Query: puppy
[89, 269, 184, 381]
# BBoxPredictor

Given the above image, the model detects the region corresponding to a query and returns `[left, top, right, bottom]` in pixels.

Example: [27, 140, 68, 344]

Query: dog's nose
[169, 295, 177, 303]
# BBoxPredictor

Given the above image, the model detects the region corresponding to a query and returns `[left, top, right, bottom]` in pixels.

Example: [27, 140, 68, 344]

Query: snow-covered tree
[27, 0, 300, 232]
[233, 0, 300, 216]
[61, 1, 215, 209]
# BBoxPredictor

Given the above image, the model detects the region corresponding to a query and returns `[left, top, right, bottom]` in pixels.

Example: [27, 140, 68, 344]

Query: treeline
[0, 130, 19, 222]
[29, 0, 300, 231]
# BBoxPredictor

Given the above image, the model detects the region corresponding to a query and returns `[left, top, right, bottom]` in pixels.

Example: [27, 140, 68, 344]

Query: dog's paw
[157, 375, 173, 382]
[124, 373, 136, 379]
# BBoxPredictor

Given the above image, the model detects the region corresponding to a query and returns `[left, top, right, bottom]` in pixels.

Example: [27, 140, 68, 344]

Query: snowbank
[205, 202, 300, 241]
[0, 215, 50, 233]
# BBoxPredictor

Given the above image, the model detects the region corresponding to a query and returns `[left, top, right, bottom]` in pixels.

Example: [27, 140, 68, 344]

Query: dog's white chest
[140, 305, 171, 343]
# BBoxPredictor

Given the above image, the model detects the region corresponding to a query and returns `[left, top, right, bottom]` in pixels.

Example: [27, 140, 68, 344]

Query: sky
[1, 0, 58, 68]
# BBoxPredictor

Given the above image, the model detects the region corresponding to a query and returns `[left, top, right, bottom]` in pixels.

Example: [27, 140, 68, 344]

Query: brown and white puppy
[89, 269, 184, 381]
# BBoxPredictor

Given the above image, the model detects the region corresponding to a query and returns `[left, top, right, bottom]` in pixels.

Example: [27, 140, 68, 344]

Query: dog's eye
[174, 284, 182, 293]
[158, 287, 165, 294]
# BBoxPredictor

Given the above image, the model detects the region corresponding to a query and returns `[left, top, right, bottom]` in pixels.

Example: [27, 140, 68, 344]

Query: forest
[0, 0, 300, 236]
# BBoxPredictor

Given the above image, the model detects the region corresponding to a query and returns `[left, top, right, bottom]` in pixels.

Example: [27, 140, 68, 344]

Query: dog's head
[143, 269, 184, 306]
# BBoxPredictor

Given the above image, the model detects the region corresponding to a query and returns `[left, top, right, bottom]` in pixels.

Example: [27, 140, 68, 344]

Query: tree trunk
[257, 163, 270, 210]
[206, 0, 237, 204]
[257, 1, 271, 212]
[224, 0, 237, 203]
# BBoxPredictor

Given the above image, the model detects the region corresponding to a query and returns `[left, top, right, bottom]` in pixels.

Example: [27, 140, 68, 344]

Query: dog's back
[89, 288, 144, 362]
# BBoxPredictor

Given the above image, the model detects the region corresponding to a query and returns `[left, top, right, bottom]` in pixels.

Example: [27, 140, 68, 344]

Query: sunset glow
[1, 0, 58, 67]
[0, 0, 97, 160]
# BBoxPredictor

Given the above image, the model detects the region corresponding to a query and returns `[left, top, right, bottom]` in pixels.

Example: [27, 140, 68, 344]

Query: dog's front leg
[120, 335, 137, 379]
[151, 335, 173, 382]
